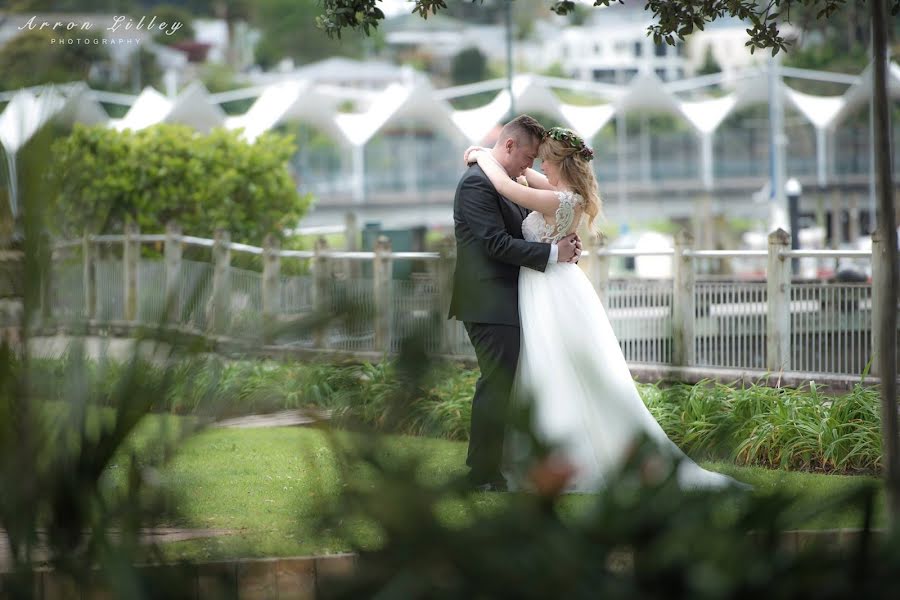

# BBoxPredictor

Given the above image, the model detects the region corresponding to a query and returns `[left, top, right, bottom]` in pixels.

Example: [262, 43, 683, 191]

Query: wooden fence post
[437, 236, 455, 354]
[82, 230, 96, 321]
[373, 236, 393, 354]
[848, 193, 860, 244]
[262, 233, 282, 344]
[829, 189, 841, 250]
[345, 211, 360, 280]
[207, 228, 231, 335]
[766, 228, 792, 373]
[123, 221, 139, 322]
[870, 230, 883, 378]
[586, 231, 609, 305]
[672, 229, 695, 366]
[40, 232, 52, 327]
[311, 237, 330, 349]
[164, 221, 182, 324]
[815, 189, 827, 238]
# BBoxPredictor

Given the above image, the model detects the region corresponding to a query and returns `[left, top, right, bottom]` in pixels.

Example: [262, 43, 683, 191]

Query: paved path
[214, 408, 331, 429]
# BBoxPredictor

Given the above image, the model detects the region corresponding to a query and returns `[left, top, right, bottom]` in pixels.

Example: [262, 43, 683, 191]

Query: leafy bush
[28, 355, 884, 475]
[0, 28, 108, 90]
[316, 428, 897, 600]
[49, 124, 312, 244]
[643, 379, 883, 474]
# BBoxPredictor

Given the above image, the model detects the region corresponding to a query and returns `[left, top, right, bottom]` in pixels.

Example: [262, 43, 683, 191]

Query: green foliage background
[48, 123, 312, 243]
[0, 29, 108, 91]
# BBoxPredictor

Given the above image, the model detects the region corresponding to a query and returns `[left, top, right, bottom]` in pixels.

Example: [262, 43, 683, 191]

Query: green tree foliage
[48, 124, 312, 243]
[316, 0, 899, 56]
[0, 28, 109, 90]
[3, 0, 137, 12]
[253, 0, 363, 69]
[150, 4, 196, 45]
[0, 124, 203, 596]
[697, 46, 722, 76]
[181, 0, 255, 68]
[451, 46, 487, 85]
[442, 0, 505, 24]
[198, 63, 254, 113]
[778, 2, 880, 78]
[566, 3, 592, 26]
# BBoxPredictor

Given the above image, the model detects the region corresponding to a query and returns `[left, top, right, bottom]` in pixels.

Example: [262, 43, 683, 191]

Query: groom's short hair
[499, 114, 545, 147]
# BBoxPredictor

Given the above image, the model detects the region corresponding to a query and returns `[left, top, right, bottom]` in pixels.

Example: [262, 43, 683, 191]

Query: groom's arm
[458, 174, 551, 272]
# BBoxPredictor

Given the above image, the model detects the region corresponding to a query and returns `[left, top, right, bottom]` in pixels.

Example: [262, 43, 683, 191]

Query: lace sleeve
[549, 191, 583, 242]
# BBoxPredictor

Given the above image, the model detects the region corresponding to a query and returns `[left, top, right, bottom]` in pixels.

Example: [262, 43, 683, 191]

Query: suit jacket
[448, 164, 551, 326]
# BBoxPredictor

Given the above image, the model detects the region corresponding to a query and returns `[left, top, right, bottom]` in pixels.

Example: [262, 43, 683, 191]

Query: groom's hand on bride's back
[557, 233, 582, 263]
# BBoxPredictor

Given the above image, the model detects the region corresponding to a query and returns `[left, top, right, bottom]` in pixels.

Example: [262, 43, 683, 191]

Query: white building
[544, 4, 779, 83]
[378, 4, 781, 84]
[192, 18, 259, 71]
[684, 19, 799, 84]
[382, 13, 510, 75]
[248, 57, 419, 90]
[549, 21, 688, 83]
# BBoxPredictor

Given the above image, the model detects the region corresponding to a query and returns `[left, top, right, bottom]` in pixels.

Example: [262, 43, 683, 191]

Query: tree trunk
[870, 0, 900, 528]
[226, 18, 238, 69]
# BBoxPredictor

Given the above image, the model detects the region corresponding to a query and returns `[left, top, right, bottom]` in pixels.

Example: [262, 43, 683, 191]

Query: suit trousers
[463, 321, 521, 484]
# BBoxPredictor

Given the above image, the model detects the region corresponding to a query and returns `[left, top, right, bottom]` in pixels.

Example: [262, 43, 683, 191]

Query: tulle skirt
[503, 261, 739, 493]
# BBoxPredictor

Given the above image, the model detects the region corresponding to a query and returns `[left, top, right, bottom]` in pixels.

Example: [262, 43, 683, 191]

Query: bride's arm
[465, 148, 556, 191]
[474, 151, 560, 217]
[523, 167, 556, 191]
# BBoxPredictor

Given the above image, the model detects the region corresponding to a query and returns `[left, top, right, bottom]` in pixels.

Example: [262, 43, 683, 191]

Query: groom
[448, 114, 581, 491]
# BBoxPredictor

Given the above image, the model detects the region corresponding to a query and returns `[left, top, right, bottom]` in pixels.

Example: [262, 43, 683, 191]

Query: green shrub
[49, 124, 312, 244]
[638, 379, 882, 474]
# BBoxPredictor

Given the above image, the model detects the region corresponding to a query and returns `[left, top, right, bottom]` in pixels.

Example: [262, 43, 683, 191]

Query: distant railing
[43, 223, 899, 380]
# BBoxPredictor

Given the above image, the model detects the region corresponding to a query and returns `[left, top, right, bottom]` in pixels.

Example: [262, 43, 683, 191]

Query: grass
[130, 425, 885, 562]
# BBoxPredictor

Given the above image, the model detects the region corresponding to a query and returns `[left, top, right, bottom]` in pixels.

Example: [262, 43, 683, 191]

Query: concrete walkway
[214, 409, 331, 429]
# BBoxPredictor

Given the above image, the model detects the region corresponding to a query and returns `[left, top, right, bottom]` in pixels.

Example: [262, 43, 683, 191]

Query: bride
[464, 127, 743, 493]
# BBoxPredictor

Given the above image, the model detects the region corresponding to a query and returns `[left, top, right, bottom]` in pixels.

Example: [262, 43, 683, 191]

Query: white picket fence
[45, 223, 899, 379]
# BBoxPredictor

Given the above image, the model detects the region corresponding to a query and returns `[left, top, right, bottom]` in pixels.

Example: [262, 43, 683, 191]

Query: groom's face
[507, 138, 540, 178]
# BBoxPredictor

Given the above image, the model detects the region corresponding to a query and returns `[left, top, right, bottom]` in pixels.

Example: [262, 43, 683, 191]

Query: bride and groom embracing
[449, 115, 744, 494]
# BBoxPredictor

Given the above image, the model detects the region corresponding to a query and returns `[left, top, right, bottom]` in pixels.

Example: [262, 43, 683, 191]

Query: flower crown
[543, 127, 594, 161]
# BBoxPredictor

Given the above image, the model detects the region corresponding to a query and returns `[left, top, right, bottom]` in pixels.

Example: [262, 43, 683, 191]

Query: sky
[381, 0, 417, 18]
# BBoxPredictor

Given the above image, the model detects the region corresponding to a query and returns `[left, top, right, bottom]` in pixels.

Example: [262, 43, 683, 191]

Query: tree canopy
[316, 0, 899, 55]
[0, 29, 108, 91]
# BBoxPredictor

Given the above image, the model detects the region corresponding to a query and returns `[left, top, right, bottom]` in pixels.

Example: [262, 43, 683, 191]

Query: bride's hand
[463, 145, 487, 165]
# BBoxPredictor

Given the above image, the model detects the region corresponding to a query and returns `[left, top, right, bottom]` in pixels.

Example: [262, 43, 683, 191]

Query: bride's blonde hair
[538, 129, 602, 228]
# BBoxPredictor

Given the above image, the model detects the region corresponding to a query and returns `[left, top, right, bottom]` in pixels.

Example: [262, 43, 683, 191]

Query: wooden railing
[36, 222, 899, 379]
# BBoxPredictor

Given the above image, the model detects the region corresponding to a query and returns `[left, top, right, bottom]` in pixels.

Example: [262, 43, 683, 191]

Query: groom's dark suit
[449, 164, 551, 485]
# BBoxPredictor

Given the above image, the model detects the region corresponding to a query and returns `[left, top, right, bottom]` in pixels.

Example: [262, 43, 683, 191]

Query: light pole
[505, 0, 514, 119]
[767, 55, 788, 233]
[785, 177, 802, 274]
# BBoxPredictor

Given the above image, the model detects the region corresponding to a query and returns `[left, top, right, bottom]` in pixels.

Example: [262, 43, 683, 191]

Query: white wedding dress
[503, 191, 740, 493]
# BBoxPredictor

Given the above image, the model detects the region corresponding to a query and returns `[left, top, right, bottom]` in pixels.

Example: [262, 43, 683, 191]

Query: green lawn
[140, 425, 885, 562]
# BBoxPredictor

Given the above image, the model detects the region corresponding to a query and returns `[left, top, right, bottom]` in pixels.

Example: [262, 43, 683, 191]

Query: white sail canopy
[3, 62, 898, 150]
[2, 60, 898, 214]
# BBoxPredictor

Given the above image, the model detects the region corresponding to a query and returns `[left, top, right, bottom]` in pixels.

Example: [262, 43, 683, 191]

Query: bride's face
[541, 160, 561, 186]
